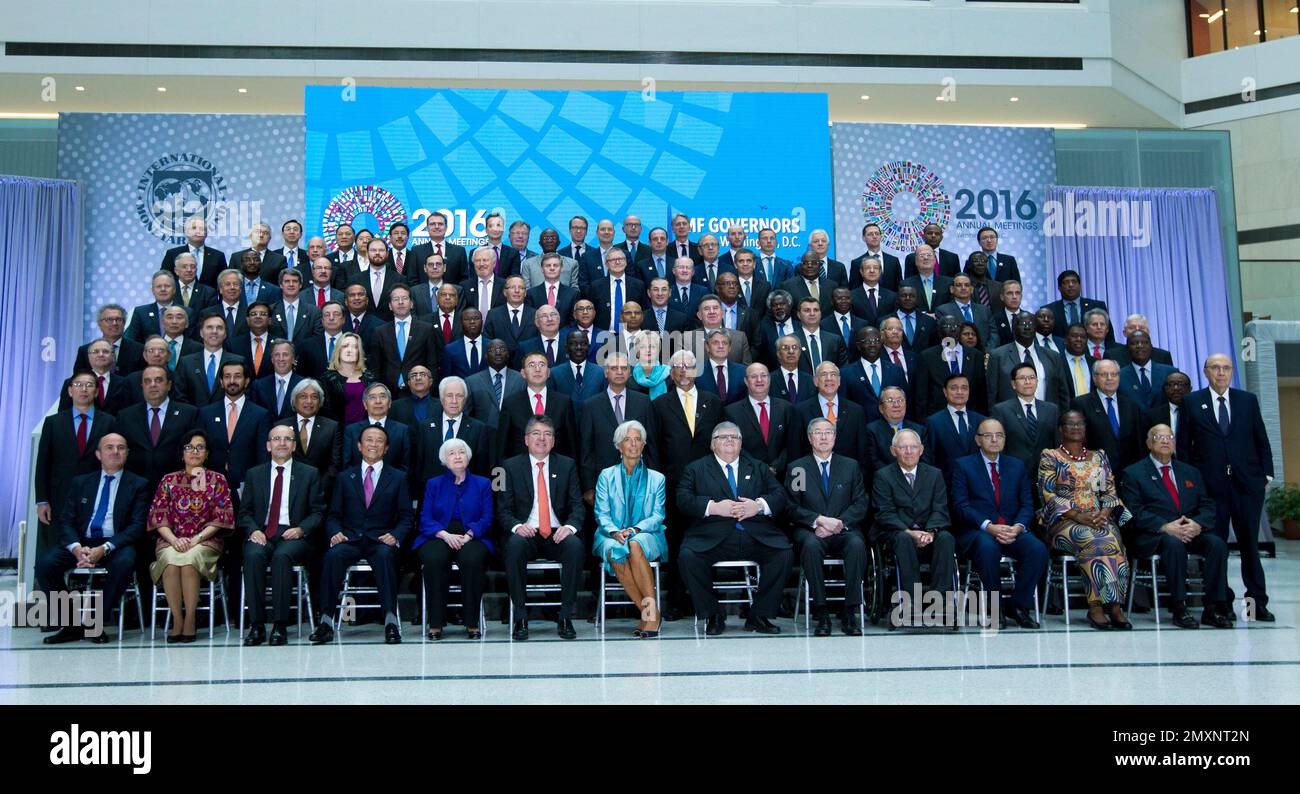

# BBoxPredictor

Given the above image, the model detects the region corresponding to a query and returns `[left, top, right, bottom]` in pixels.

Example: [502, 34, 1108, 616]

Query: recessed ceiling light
[935, 96, 944, 101]
[859, 94, 870, 100]
[1291, 6, 1298, 13]
[74, 85, 85, 92]
[1207, 9, 1224, 22]
[1199, 12, 1209, 17]
[1253, 29, 1261, 35]
[156, 86, 167, 92]
[1009, 96, 1020, 102]
[238, 87, 248, 94]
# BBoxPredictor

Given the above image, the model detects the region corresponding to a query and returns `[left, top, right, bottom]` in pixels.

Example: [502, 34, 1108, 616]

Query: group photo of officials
[33, 210, 1276, 646]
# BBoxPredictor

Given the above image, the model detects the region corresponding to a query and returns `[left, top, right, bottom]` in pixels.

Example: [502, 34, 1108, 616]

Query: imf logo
[135, 153, 229, 245]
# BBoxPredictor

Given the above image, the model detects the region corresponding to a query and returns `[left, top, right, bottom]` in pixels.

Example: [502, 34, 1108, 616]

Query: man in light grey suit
[465, 338, 526, 430]
[987, 312, 1071, 412]
[520, 228, 579, 291]
[934, 274, 996, 350]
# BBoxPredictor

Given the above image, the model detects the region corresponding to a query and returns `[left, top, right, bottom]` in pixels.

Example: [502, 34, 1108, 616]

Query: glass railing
[1189, 0, 1299, 56]
[1242, 259, 1300, 321]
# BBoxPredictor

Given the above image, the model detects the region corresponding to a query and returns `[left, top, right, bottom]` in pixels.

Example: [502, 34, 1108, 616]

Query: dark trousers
[418, 537, 489, 628]
[956, 529, 1047, 610]
[319, 538, 400, 619]
[502, 532, 585, 620]
[678, 531, 792, 620]
[794, 529, 866, 610]
[889, 529, 957, 599]
[242, 536, 311, 624]
[1211, 482, 1267, 605]
[35, 541, 137, 621]
[1147, 531, 1229, 607]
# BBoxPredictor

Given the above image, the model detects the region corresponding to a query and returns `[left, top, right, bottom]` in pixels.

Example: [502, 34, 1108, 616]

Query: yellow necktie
[684, 389, 696, 436]
[1072, 356, 1087, 396]
[808, 279, 819, 301]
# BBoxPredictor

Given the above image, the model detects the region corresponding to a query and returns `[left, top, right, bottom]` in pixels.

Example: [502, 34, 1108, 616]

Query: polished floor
[2, 546, 1298, 705]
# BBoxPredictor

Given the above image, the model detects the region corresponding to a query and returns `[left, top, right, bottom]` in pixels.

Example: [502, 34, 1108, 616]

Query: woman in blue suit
[593, 420, 667, 637]
[415, 438, 493, 640]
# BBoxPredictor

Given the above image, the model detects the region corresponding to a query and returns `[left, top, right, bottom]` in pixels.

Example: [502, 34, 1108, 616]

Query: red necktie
[149, 406, 162, 445]
[716, 364, 727, 399]
[76, 412, 88, 454]
[441, 313, 452, 343]
[1160, 465, 1180, 510]
[316, 287, 326, 308]
[435, 243, 442, 256]
[265, 465, 284, 538]
[548, 284, 556, 306]
[1093, 343, 1102, 359]
[758, 400, 770, 443]
[96, 375, 106, 407]
[353, 317, 361, 334]
[990, 459, 1003, 522]
[394, 249, 404, 274]
[891, 350, 902, 368]
[533, 392, 545, 416]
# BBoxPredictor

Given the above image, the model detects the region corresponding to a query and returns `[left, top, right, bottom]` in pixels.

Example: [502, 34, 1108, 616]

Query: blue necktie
[396, 320, 407, 387]
[655, 257, 665, 279]
[168, 339, 179, 369]
[743, 281, 752, 305]
[87, 474, 114, 539]
[725, 463, 744, 531]
[820, 460, 831, 497]
[1217, 396, 1230, 434]
[869, 362, 881, 394]
[613, 278, 623, 332]
[949, 355, 959, 375]
[956, 409, 969, 442]
[444, 418, 456, 442]
[961, 303, 973, 322]
[656, 308, 666, 329]
[327, 335, 335, 360]
[1106, 396, 1120, 437]
[809, 334, 821, 368]
[904, 314, 915, 345]
[286, 303, 296, 337]
[205, 353, 217, 393]
[1138, 366, 1151, 396]
[493, 372, 503, 406]
[840, 316, 851, 347]
[469, 339, 480, 370]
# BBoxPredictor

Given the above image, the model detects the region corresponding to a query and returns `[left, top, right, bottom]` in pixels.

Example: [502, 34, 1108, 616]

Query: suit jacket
[1120, 457, 1218, 556]
[665, 239, 701, 266]
[1106, 345, 1175, 368]
[579, 389, 658, 492]
[274, 414, 342, 495]
[1147, 401, 1191, 462]
[439, 336, 489, 380]
[634, 251, 673, 287]
[327, 462, 414, 543]
[879, 346, 918, 408]
[410, 281, 454, 321]
[497, 387, 577, 462]
[753, 253, 795, 286]
[341, 418, 412, 472]
[904, 249, 961, 279]
[232, 248, 288, 284]
[326, 249, 363, 289]
[176, 280, 219, 314]
[410, 240, 469, 285]
[935, 301, 996, 350]
[276, 246, 311, 276]
[125, 302, 186, 344]
[483, 303, 538, 354]
[676, 454, 789, 551]
[840, 358, 907, 423]
[1046, 297, 1114, 343]
[779, 276, 834, 315]
[784, 454, 869, 533]
[968, 252, 1021, 284]
[1184, 387, 1273, 496]
[198, 397, 271, 492]
[35, 409, 118, 508]
[494, 453, 586, 539]
[295, 333, 340, 380]
[755, 318, 800, 369]
[369, 317, 438, 392]
[893, 311, 938, 352]
[465, 367, 524, 430]
[987, 342, 1071, 413]
[793, 326, 846, 373]
[51, 469, 150, 550]
[237, 460, 325, 539]
[737, 278, 771, 320]
[644, 304, 690, 337]
[226, 333, 277, 380]
[235, 277, 284, 310]
[914, 344, 988, 418]
[343, 312, 384, 350]
[587, 275, 647, 331]
[768, 367, 815, 406]
[270, 300, 321, 345]
[991, 398, 1060, 475]
[1118, 361, 1177, 411]
[175, 350, 246, 406]
[794, 397, 870, 463]
[652, 388, 724, 482]
[525, 282, 579, 324]
[991, 307, 1019, 348]
[900, 274, 954, 313]
[950, 452, 1035, 535]
[116, 401, 200, 492]
[864, 419, 929, 472]
[695, 359, 749, 406]
[871, 462, 949, 541]
[75, 338, 144, 377]
[677, 328, 751, 366]
[821, 314, 870, 353]
[414, 410, 491, 483]
[548, 360, 607, 411]
[692, 259, 735, 289]
[850, 284, 898, 326]
[667, 282, 708, 317]
[349, 266, 404, 322]
[57, 373, 130, 417]
[725, 396, 796, 480]
[924, 408, 986, 476]
[163, 244, 228, 288]
[249, 372, 304, 423]
[1073, 391, 1148, 479]
[850, 251, 903, 292]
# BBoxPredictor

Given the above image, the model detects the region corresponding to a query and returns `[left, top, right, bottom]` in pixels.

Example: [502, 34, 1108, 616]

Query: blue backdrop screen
[305, 86, 832, 258]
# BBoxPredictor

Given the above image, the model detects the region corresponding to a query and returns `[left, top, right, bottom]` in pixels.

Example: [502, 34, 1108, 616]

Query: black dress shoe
[1010, 606, 1040, 629]
[1171, 609, 1200, 629]
[1086, 611, 1111, 630]
[244, 625, 266, 646]
[1220, 603, 1238, 622]
[814, 613, 833, 637]
[745, 617, 781, 635]
[1107, 607, 1133, 630]
[180, 633, 197, 643]
[268, 625, 288, 646]
[309, 623, 335, 645]
[705, 614, 726, 636]
[1201, 608, 1233, 628]
[43, 626, 85, 644]
[662, 606, 682, 622]
[466, 627, 482, 641]
[512, 620, 529, 641]
[89, 631, 111, 644]
[385, 623, 401, 644]
[166, 633, 183, 644]
[557, 619, 577, 640]
[841, 612, 863, 636]
[1253, 606, 1276, 623]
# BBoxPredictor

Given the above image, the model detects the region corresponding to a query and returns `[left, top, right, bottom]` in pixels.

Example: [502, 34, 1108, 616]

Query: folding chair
[1126, 553, 1205, 626]
[962, 556, 1041, 624]
[420, 563, 488, 638]
[151, 571, 229, 638]
[238, 564, 315, 637]
[334, 561, 395, 638]
[1043, 553, 1089, 626]
[692, 560, 759, 628]
[792, 558, 866, 630]
[507, 561, 565, 635]
[65, 567, 144, 641]
[596, 561, 662, 633]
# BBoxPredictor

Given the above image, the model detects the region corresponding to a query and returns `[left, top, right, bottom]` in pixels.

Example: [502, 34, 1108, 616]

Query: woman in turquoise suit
[593, 419, 667, 638]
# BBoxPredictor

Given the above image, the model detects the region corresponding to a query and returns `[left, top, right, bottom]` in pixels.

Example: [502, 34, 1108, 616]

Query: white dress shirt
[703, 455, 772, 518]
[267, 460, 293, 527]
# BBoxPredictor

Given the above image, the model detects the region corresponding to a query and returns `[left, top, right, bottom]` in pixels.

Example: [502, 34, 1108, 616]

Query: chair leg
[1149, 559, 1161, 626]
[1061, 559, 1070, 626]
[239, 577, 246, 636]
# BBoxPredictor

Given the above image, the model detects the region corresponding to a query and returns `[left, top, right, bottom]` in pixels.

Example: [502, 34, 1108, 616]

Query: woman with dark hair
[147, 428, 234, 642]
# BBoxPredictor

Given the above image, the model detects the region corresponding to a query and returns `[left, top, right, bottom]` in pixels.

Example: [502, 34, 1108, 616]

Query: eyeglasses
[714, 435, 741, 442]
[527, 430, 555, 439]
[977, 432, 1006, 440]
[1151, 434, 1175, 442]
[70, 382, 98, 390]
[881, 398, 905, 406]
[183, 444, 207, 452]
[1062, 421, 1086, 428]
[810, 429, 835, 437]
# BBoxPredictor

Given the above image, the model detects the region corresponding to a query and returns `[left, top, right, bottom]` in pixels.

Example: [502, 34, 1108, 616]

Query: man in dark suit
[969, 227, 1021, 284]
[635, 227, 673, 285]
[413, 375, 491, 483]
[1073, 359, 1148, 483]
[35, 371, 119, 559]
[987, 275, 1020, 347]
[754, 291, 799, 370]
[340, 383, 412, 471]
[795, 362, 869, 463]
[239, 426, 325, 646]
[950, 417, 1045, 629]
[270, 267, 321, 347]
[232, 223, 288, 285]
[410, 254, 456, 319]
[305, 256, 345, 310]
[900, 246, 953, 313]
[248, 340, 303, 424]
[781, 252, 834, 316]
[169, 252, 219, 315]
[36, 434, 150, 643]
[409, 212, 469, 286]
[823, 287, 870, 353]
[350, 238, 405, 323]
[342, 284, 384, 350]
[1185, 353, 1275, 621]
[1045, 270, 1112, 344]
[786, 418, 869, 635]
[668, 213, 701, 265]
[806, 230, 848, 287]
[234, 248, 284, 308]
[440, 308, 488, 380]
[1109, 314, 1174, 366]
[725, 363, 795, 481]
[935, 274, 997, 350]
[643, 278, 691, 337]
[914, 316, 987, 418]
[841, 326, 907, 424]
[129, 330, 197, 406]
[117, 366, 200, 497]
[877, 318, 919, 413]
[525, 253, 579, 322]
[768, 332, 813, 406]
[676, 422, 791, 635]
[892, 287, 937, 352]
[210, 269, 251, 339]
[75, 305, 144, 376]
[125, 271, 187, 344]
[667, 258, 708, 318]
[176, 312, 245, 406]
[850, 223, 903, 291]
[325, 223, 361, 289]
[548, 330, 606, 415]
[793, 297, 845, 373]
[1033, 307, 1068, 358]
[465, 339, 524, 430]
[990, 362, 1061, 477]
[864, 386, 929, 472]
[904, 224, 961, 278]
[496, 415, 587, 640]
[730, 249, 770, 320]
[1117, 331, 1176, 411]
[274, 219, 310, 277]
[225, 301, 278, 381]
[850, 256, 898, 326]
[988, 313, 1071, 412]
[615, 214, 651, 270]
[693, 233, 733, 288]
[695, 330, 749, 406]
[1121, 425, 1233, 629]
[1060, 324, 1095, 401]
[162, 216, 228, 287]
[296, 300, 346, 381]
[579, 353, 656, 499]
[754, 227, 795, 285]
[1146, 370, 1192, 461]
[311, 425, 413, 644]
[588, 248, 647, 333]
[497, 351, 578, 462]
[198, 360, 271, 495]
[59, 339, 130, 416]
[871, 428, 956, 624]
[276, 378, 342, 497]
[923, 373, 985, 477]
[368, 284, 437, 395]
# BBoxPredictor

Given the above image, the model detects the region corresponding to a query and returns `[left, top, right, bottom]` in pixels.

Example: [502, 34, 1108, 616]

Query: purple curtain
[0, 176, 84, 558]
[1044, 187, 1234, 387]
